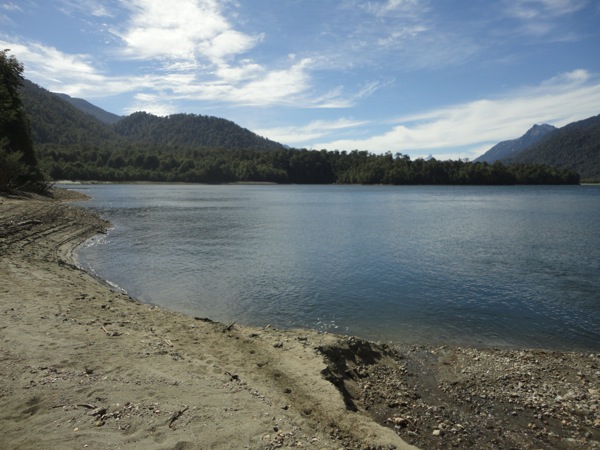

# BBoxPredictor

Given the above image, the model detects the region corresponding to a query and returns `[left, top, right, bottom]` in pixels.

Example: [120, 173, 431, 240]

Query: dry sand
[0, 189, 598, 450]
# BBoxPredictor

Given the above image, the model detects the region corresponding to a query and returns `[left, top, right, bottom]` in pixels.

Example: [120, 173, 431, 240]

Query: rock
[88, 407, 107, 417]
[393, 417, 408, 427]
[432, 429, 442, 436]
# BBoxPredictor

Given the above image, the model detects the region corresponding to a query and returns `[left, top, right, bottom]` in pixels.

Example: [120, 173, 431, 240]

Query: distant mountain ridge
[21, 79, 122, 146]
[510, 114, 600, 181]
[113, 111, 284, 151]
[475, 124, 556, 163]
[475, 115, 600, 182]
[20, 80, 285, 152]
[18, 78, 597, 182]
[55, 92, 122, 125]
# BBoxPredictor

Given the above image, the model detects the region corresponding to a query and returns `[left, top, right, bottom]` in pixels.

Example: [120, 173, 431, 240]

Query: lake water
[69, 184, 600, 351]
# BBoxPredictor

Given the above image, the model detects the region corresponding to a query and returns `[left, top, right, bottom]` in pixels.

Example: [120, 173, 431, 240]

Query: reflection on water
[71, 184, 600, 351]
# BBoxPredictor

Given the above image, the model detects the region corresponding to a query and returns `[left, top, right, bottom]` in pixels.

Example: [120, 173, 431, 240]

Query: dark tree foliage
[37, 144, 580, 185]
[510, 114, 600, 182]
[0, 51, 36, 166]
[0, 51, 46, 191]
[19, 73, 582, 186]
[20, 79, 123, 146]
[113, 111, 285, 151]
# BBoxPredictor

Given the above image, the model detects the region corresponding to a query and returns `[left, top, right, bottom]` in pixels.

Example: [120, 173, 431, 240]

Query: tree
[0, 50, 45, 191]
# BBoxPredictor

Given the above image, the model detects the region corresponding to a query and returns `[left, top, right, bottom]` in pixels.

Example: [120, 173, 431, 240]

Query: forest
[0, 51, 47, 191]
[510, 114, 600, 182]
[39, 144, 579, 185]
[2, 54, 583, 189]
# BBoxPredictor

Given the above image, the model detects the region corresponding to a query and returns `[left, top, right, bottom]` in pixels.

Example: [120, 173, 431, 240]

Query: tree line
[2, 51, 582, 189]
[0, 50, 47, 192]
[39, 144, 580, 185]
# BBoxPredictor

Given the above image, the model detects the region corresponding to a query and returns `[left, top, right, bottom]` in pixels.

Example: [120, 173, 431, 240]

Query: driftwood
[17, 219, 42, 226]
[168, 406, 189, 428]
[101, 325, 122, 337]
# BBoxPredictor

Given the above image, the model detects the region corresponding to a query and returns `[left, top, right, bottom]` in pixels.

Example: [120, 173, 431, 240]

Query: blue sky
[2, 0, 599, 159]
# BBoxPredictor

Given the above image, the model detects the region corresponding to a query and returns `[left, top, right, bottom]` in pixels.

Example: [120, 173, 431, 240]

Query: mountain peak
[54, 92, 122, 125]
[474, 123, 556, 163]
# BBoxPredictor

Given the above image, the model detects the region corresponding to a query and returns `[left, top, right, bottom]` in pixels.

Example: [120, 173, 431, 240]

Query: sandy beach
[1, 189, 599, 449]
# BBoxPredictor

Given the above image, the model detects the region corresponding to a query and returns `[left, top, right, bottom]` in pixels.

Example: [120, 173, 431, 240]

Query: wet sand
[0, 189, 598, 449]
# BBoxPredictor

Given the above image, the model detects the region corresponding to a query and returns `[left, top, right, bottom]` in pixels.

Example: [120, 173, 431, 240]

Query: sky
[1, 0, 599, 160]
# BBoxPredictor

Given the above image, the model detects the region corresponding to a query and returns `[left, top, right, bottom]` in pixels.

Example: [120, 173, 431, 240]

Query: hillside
[20, 80, 285, 152]
[113, 111, 284, 151]
[16, 78, 580, 185]
[55, 92, 122, 124]
[509, 114, 600, 182]
[475, 124, 556, 163]
[20, 80, 123, 147]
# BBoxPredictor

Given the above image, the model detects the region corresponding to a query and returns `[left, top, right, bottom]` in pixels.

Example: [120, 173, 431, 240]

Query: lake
[69, 184, 600, 351]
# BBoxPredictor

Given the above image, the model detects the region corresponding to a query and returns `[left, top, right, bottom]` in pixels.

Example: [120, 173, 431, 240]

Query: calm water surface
[70, 184, 600, 351]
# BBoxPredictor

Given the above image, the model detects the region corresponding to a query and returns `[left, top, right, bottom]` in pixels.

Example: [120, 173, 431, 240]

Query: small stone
[88, 407, 107, 417]
[273, 425, 279, 432]
[432, 429, 442, 436]
[393, 417, 408, 427]
[593, 419, 600, 428]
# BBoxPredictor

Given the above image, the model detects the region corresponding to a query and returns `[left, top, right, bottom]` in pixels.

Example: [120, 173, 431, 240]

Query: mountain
[55, 92, 121, 125]
[475, 124, 556, 163]
[113, 111, 284, 151]
[20, 79, 123, 146]
[510, 114, 600, 182]
[20, 80, 285, 152]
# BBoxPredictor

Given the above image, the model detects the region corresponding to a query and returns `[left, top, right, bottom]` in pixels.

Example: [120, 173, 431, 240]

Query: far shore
[0, 188, 598, 449]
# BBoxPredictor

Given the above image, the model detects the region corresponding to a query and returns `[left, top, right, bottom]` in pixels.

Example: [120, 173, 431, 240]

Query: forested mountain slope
[475, 124, 556, 163]
[508, 114, 600, 182]
[20, 80, 285, 152]
[16, 78, 581, 185]
[20, 80, 122, 146]
[113, 111, 284, 151]
[55, 92, 122, 125]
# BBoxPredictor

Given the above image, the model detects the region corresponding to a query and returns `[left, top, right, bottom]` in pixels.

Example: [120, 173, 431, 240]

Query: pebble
[392, 417, 408, 427]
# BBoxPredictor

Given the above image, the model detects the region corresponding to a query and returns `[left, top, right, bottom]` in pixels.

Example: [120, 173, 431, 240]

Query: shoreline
[1, 189, 598, 449]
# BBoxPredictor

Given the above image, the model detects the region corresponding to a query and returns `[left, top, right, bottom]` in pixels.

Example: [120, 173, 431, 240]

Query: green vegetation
[19, 76, 582, 186]
[510, 114, 600, 182]
[0, 51, 47, 192]
[38, 146, 579, 185]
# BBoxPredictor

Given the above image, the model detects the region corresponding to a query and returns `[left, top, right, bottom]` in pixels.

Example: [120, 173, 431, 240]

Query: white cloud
[124, 93, 177, 116]
[313, 70, 600, 159]
[503, 0, 589, 38]
[2, 40, 99, 81]
[114, 0, 261, 65]
[0, 40, 156, 99]
[58, 0, 114, 17]
[182, 58, 314, 106]
[255, 118, 370, 145]
[506, 0, 588, 19]
[363, 0, 425, 17]
[2, 2, 22, 12]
